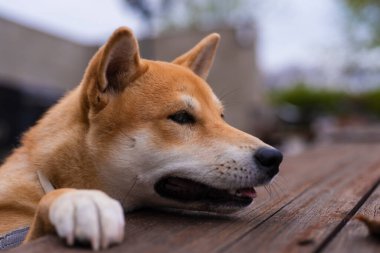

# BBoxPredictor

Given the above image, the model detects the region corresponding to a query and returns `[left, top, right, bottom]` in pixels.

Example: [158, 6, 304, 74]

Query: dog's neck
[17, 86, 103, 191]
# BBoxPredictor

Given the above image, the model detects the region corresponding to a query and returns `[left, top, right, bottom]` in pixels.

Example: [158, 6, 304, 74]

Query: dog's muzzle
[153, 147, 283, 212]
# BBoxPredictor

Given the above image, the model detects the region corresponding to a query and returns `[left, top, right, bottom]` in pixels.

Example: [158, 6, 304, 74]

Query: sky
[254, 0, 345, 72]
[0, 0, 346, 73]
[0, 0, 147, 44]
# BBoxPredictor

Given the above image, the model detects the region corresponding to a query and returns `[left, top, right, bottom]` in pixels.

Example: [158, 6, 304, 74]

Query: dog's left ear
[97, 27, 143, 92]
[173, 33, 220, 80]
[85, 27, 145, 112]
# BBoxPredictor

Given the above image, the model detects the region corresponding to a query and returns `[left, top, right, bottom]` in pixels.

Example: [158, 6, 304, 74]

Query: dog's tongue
[237, 188, 257, 198]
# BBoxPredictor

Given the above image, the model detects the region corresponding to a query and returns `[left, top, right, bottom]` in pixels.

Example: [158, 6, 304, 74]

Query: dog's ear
[84, 27, 145, 112]
[173, 33, 220, 80]
[97, 27, 142, 92]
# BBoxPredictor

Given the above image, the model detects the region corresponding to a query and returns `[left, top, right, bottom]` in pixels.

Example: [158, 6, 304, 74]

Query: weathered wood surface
[9, 143, 380, 253]
[325, 185, 380, 253]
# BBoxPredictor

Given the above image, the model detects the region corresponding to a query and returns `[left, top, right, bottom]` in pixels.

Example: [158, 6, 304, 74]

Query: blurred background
[0, 0, 380, 160]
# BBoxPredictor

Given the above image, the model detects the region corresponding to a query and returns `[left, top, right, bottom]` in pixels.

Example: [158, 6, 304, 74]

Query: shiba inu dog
[0, 27, 282, 250]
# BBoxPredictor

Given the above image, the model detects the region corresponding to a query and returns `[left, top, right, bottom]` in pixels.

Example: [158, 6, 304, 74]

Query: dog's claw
[49, 190, 125, 250]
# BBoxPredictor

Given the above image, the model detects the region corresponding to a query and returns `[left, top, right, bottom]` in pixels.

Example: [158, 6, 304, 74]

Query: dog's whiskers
[219, 87, 241, 102]
[122, 176, 138, 204]
[272, 176, 289, 194]
[269, 183, 281, 198]
[263, 185, 272, 199]
[202, 166, 220, 178]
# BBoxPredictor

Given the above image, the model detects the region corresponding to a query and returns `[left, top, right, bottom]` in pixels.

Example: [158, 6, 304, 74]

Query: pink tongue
[238, 188, 257, 198]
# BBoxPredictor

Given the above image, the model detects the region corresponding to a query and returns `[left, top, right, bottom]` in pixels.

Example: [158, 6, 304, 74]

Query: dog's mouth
[154, 177, 256, 207]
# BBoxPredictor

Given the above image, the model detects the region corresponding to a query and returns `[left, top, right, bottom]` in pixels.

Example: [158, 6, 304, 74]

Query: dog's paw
[49, 190, 125, 250]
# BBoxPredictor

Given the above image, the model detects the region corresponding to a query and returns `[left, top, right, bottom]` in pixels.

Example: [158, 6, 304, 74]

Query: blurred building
[0, 17, 98, 92]
[0, 15, 271, 158]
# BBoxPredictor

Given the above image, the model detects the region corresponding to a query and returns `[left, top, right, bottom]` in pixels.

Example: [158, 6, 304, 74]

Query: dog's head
[82, 27, 282, 213]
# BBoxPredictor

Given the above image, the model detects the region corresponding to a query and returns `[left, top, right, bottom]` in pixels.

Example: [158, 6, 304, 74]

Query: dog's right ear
[84, 27, 144, 111]
[172, 33, 220, 80]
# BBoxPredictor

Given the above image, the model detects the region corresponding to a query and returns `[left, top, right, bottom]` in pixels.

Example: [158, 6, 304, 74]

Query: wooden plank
[171, 144, 372, 253]
[222, 144, 380, 253]
[10, 144, 380, 253]
[101, 144, 370, 253]
[8, 144, 369, 253]
[324, 184, 380, 253]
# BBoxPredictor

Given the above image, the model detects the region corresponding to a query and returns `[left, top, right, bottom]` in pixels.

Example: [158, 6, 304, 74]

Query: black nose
[254, 147, 283, 177]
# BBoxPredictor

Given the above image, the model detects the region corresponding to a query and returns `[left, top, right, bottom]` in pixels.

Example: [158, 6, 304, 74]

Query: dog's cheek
[102, 129, 160, 170]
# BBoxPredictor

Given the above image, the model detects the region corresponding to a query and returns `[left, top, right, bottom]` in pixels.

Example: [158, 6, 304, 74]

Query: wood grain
[111, 144, 369, 253]
[9, 144, 380, 253]
[222, 144, 380, 253]
[324, 184, 380, 253]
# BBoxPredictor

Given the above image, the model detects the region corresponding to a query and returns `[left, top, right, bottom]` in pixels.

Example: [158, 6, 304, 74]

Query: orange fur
[0, 27, 272, 248]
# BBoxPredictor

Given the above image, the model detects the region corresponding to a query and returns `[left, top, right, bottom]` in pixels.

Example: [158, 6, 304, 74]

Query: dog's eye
[168, 110, 195, 124]
[221, 113, 225, 119]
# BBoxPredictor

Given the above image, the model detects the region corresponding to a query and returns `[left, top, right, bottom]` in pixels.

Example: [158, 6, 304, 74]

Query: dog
[0, 27, 282, 250]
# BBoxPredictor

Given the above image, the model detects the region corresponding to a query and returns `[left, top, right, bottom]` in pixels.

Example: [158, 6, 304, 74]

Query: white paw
[49, 190, 125, 250]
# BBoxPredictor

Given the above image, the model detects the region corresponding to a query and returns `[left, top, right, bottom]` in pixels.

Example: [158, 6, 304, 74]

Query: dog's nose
[254, 147, 283, 177]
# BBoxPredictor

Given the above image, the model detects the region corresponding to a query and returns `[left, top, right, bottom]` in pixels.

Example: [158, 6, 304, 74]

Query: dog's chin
[154, 177, 257, 213]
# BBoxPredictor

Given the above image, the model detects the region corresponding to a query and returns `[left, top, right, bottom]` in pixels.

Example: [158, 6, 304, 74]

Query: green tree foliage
[270, 84, 380, 122]
[270, 84, 347, 116]
[343, 0, 380, 47]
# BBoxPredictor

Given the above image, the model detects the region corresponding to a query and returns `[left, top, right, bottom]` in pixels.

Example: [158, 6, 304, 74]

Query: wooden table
[9, 143, 380, 253]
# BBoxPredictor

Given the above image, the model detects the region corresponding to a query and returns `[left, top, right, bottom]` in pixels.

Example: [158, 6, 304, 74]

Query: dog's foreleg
[24, 188, 74, 241]
[25, 189, 125, 250]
